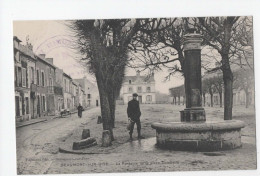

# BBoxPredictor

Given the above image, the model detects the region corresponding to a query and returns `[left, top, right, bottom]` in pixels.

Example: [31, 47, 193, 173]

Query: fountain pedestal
[152, 30, 245, 151]
[151, 121, 245, 151]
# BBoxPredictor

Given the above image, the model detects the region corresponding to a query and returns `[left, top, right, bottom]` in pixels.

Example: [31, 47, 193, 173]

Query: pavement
[16, 110, 79, 128]
[15, 104, 257, 174]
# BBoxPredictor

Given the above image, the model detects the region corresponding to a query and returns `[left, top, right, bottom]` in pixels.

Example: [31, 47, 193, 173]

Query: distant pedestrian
[77, 103, 83, 118]
[127, 93, 145, 140]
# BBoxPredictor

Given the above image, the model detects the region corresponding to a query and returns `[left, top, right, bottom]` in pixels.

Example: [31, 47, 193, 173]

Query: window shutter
[15, 66, 17, 86]
[26, 68, 28, 87]
[22, 68, 26, 87]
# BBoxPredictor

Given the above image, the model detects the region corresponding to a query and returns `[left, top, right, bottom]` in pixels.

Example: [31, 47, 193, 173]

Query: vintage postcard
[13, 17, 256, 175]
[1, 1, 259, 176]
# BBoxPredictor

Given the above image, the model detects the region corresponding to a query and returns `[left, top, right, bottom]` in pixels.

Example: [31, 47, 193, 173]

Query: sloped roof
[74, 79, 85, 89]
[63, 72, 72, 79]
[124, 75, 155, 83]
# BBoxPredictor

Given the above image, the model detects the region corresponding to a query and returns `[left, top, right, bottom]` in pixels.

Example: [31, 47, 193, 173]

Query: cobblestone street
[16, 104, 256, 174]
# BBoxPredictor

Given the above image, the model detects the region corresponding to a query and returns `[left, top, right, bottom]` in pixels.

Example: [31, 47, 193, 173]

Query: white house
[120, 71, 156, 104]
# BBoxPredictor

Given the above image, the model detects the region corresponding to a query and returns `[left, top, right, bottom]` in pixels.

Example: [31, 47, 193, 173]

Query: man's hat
[133, 93, 138, 97]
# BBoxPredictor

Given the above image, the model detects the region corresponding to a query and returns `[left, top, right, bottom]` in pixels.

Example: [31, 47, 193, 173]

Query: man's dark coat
[77, 105, 83, 117]
[127, 99, 141, 121]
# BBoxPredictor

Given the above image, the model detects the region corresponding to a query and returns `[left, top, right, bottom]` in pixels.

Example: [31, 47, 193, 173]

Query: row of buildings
[14, 36, 99, 122]
[169, 66, 255, 108]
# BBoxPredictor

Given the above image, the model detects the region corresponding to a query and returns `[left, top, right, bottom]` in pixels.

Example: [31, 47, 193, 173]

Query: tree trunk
[108, 92, 116, 128]
[178, 96, 180, 105]
[223, 66, 233, 120]
[210, 93, 213, 107]
[245, 90, 249, 108]
[222, 18, 234, 120]
[96, 74, 114, 141]
[219, 92, 223, 107]
[203, 93, 205, 106]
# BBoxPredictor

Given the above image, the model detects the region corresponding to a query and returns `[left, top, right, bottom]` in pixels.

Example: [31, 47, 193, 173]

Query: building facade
[74, 77, 100, 107]
[33, 55, 52, 118]
[120, 71, 156, 104]
[63, 73, 73, 111]
[14, 36, 101, 122]
[169, 68, 254, 108]
[14, 37, 36, 121]
[54, 68, 64, 114]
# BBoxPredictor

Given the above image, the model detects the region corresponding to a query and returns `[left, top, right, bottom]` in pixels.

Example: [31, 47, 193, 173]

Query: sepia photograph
[0, 1, 260, 176]
[13, 17, 256, 174]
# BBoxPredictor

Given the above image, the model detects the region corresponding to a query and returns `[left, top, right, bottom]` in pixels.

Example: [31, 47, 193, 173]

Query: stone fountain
[151, 30, 245, 151]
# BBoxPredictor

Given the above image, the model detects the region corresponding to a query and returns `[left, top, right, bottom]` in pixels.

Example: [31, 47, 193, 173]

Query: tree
[70, 19, 173, 144]
[127, 18, 187, 79]
[196, 17, 241, 120]
[71, 19, 141, 142]
[203, 78, 215, 107]
[212, 74, 223, 107]
[169, 87, 177, 105]
[233, 68, 254, 108]
[169, 85, 185, 105]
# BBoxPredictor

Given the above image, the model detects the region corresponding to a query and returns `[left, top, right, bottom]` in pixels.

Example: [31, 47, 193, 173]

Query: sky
[13, 20, 184, 94]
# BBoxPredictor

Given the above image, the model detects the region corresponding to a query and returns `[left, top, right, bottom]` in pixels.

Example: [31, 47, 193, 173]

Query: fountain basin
[151, 120, 245, 151]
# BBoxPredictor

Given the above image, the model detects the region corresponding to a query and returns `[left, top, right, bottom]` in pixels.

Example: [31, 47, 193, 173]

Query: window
[17, 67, 22, 87]
[22, 96, 25, 115]
[41, 71, 45, 86]
[37, 70, 40, 85]
[31, 67, 34, 84]
[129, 80, 132, 84]
[128, 87, 133, 93]
[42, 96, 45, 111]
[88, 94, 91, 99]
[146, 87, 151, 93]
[22, 68, 26, 87]
[146, 95, 152, 102]
[25, 97, 29, 114]
[15, 96, 20, 116]
[137, 86, 142, 93]
[15, 50, 20, 62]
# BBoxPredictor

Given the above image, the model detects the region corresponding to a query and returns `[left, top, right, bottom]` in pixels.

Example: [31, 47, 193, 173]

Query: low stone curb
[151, 120, 245, 132]
[16, 111, 80, 128]
[16, 119, 47, 128]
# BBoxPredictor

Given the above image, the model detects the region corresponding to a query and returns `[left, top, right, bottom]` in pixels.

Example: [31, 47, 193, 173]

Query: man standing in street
[127, 93, 145, 140]
[77, 103, 83, 118]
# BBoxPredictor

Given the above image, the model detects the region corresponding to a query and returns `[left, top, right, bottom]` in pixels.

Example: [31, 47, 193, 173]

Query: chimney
[46, 58, 54, 64]
[39, 54, 45, 59]
[26, 43, 33, 51]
